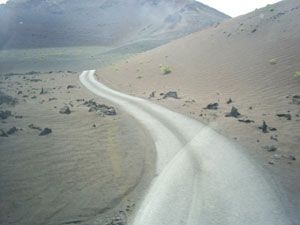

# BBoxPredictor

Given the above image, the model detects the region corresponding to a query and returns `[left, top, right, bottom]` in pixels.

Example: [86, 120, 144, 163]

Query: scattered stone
[249, 106, 253, 110]
[31, 96, 37, 99]
[0, 129, 8, 137]
[259, 120, 268, 133]
[292, 95, 300, 105]
[28, 124, 42, 131]
[76, 99, 85, 102]
[30, 79, 42, 82]
[225, 106, 241, 118]
[268, 161, 275, 165]
[59, 106, 71, 115]
[40, 88, 44, 95]
[160, 93, 164, 96]
[251, 28, 257, 33]
[67, 85, 76, 89]
[273, 154, 282, 159]
[49, 98, 57, 102]
[23, 95, 29, 98]
[26, 71, 40, 75]
[289, 155, 296, 161]
[7, 127, 18, 135]
[149, 91, 155, 98]
[238, 119, 254, 123]
[276, 113, 291, 120]
[39, 128, 52, 136]
[93, 124, 96, 128]
[85, 100, 116, 116]
[17, 91, 23, 95]
[0, 110, 12, 120]
[205, 103, 218, 110]
[0, 91, 18, 106]
[163, 91, 179, 99]
[15, 115, 23, 119]
[270, 136, 278, 141]
[269, 127, 277, 131]
[263, 146, 277, 152]
[227, 98, 233, 104]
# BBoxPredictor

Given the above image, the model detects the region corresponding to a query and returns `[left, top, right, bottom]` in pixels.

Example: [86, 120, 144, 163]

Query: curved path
[79, 70, 290, 225]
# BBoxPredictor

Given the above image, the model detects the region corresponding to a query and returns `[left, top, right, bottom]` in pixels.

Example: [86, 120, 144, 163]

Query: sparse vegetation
[269, 8, 275, 12]
[161, 65, 172, 74]
[269, 58, 277, 64]
[136, 68, 141, 72]
[137, 74, 142, 79]
[295, 72, 300, 77]
[240, 26, 245, 31]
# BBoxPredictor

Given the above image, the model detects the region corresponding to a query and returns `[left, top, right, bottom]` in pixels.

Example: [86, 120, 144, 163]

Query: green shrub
[137, 74, 142, 79]
[269, 58, 277, 64]
[161, 65, 172, 74]
[295, 72, 300, 77]
[269, 8, 274, 12]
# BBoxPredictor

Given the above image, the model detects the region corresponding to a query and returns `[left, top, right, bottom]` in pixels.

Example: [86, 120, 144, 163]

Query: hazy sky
[0, 0, 281, 17]
[198, 0, 281, 17]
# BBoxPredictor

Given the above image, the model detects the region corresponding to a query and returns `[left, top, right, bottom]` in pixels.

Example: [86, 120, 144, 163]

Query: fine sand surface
[0, 72, 155, 225]
[97, 0, 300, 222]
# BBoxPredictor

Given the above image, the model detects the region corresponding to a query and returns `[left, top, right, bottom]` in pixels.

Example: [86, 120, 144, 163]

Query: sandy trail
[80, 70, 291, 225]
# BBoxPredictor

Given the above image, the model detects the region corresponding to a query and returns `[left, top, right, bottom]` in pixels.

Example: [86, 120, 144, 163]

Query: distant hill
[0, 0, 229, 49]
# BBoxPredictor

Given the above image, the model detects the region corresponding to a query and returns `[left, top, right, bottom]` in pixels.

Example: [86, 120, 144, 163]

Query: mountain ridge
[0, 0, 229, 49]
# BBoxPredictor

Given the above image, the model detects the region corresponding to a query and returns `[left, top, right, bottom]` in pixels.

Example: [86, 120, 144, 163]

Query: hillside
[0, 0, 229, 49]
[98, 0, 300, 223]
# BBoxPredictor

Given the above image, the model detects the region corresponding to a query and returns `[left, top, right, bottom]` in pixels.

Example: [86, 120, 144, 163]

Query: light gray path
[79, 70, 290, 225]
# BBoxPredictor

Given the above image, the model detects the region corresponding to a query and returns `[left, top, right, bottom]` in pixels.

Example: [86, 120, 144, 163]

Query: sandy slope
[81, 70, 292, 225]
[0, 72, 155, 225]
[97, 0, 300, 222]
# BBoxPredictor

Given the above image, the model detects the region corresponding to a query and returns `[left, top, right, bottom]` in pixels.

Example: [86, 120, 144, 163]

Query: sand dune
[97, 0, 300, 222]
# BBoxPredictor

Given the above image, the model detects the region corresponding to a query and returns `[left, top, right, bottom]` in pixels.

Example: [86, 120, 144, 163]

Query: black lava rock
[7, 127, 18, 135]
[0, 129, 8, 137]
[0, 110, 12, 120]
[28, 124, 42, 131]
[67, 85, 76, 89]
[59, 106, 71, 115]
[227, 98, 233, 104]
[225, 106, 241, 118]
[163, 92, 179, 99]
[259, 120, 268, 133]
[238, 119, 254, 123]
[205, 103, 218, 110]
[263, 146, 277, 152]
[39, 128, 52, 136]
[276, 114, 291, 120]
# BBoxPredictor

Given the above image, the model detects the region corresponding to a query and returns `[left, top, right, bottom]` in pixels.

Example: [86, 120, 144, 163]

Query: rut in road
[80, 70, 290, 225]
